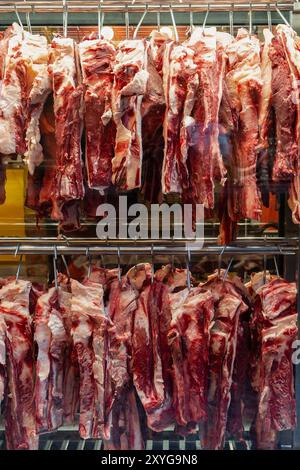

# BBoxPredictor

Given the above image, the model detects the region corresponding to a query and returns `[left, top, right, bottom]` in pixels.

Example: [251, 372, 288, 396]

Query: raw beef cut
[79, 38, 116, 191]
[221, 29, 262, 225]
[48, 37, 85, 225]
[111, 40, 149, 191]
[161, 41, 197, 194]
[0, 316, 5, 406]
[149, 30, 170, 76]
[249, 274, 297, 449]
[182, 28, 227, 209]
[0, 279, 38, 450]
[270, 25, 300, 182]
[141, 42, 165, 203]
[134, 265, 188, 432]
[71, 278, 107, 439]
[34, 287, 68, 433]
[0, 24, 49, 159]
[201, 272, 248, 450]
[168, 286, 214, 429]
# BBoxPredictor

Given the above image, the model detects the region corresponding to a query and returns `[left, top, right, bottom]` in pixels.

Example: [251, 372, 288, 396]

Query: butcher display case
[0, 0, 299, 455]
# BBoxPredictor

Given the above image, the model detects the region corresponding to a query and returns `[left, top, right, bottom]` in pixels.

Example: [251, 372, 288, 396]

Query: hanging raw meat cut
[219, 29, 262, 234]
[34, 287, 69, 433]
[0, 279, 38, 450]
[111, 39, 149, 191]
[0, 316, 5, 407]
[161, 41, 197, 194]
[249, 274, 298, 449]
[201, 272, 248, 450]
[48, 37, 85, 225]
[168, 286, 214, 430]
[149, 30, 170, 76]
[182, 28, 227, 209]
[79, 38, 116, 192]
[70, 278, 107, 439]
[141, 42, 165, 203]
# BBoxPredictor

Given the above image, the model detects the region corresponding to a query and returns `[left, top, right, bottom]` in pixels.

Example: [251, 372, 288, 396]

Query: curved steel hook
[125, 6, 130, 40]
[218, 245, 226, 277]
[267, 5, 272, 31]
[249, 3, 252, 36]
[169, 4, 179, 42]
[23, 1, 32, 33]
[151, 244, 154, 284]
[186, 245, 191, 291]
[229, 5, 234, 36]
[117, 246, 122, 286]
[14, 244, 23, 283]
[63, 0, 68, 38]
[133, 5, 148, 39]
[53, 245, 58, 290]
[14, 5, 23, 29]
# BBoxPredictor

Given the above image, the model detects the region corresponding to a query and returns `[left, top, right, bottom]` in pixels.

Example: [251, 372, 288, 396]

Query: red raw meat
[0, 279, 38, 450]
[79, 38, 116, 192]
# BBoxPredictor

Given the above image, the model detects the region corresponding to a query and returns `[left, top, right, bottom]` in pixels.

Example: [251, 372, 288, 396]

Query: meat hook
[186, 244, 191, 291]
[125, 6, 130, 40]
[62, 0, 68, 38]
[218, 245, 226, 278]
[249, 3, 252, 36]
[86, 247, 92, 279]
[229, 5, 234, 36]
[169, 5, 179, 42]
[151, 244, 154, 284]
[202, 5, 210, 33]
[274, 3, 292, 28]
[223, 257, 234, 281]
[117, 246, 122, 285]
[133, 5, 148, 39]
[189, 4, 194, 34]
[23, 0, 32, 33]
[53, 245, 58, 290]
[157, 6, 161, 31]
[98, 2, 102, 38]
[14, 244, 23, 284]
[267, 5, 272, 31]
[273, 255, 280, 277]
[14, 5, 23, 30]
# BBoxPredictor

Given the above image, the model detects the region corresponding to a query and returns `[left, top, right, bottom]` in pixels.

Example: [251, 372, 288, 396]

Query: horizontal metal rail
[0, 237, 296, 256]
[0, 1, 294, 13]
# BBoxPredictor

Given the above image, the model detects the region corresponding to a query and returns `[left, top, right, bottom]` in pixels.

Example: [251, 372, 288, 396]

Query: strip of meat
[201, 273, 248, 450]
[71, 278, 107, 439]
[183, 27, 227, 209]
[149, 30, 170, 76]
[271, 26, 300, 182]
[225, 29, 262, 222]
[0, 316, 5, 407]
[249, 276, 298, 449]
[162, 42, 197, 194]
[79, 38, 116, 192]
[112, 40, 149, 191]
[168, 286, 214, 429]
[34, 287, 68, 433]
[0, 279, 38, 450]
[48, 37, 85, 224]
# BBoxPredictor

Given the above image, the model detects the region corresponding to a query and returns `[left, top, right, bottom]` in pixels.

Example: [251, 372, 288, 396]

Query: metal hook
[61, 255, 71, 279]
[23, 0, 32, 33]
[273, 256, 280, 277]
[98, 1, 102, 38]
[117, 246, 122, 285]
[133, 5, 148, 39]
[275, 3, 292, 28]
[53, 245, 58, 290]
[186, 245, 191, 291]
[249, 3, 252, 36]
[125, 6, 130, 40]
[267, 5, 272, 31]
[218, 246, 226, 277]
[223, 257, 234, 281]
[85, 247, 92, 279]
[14, 244, 23, 283]
[169, 5, 179, 42]
[63, 0, 68, 38]
[14, 5, 23, 29]
[202, 5, 210, 32]
[157, 5, 161, 31]
[229, 5, 234, 36]
[189, 4, 194, 33]
[151, 244, 154, 284]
